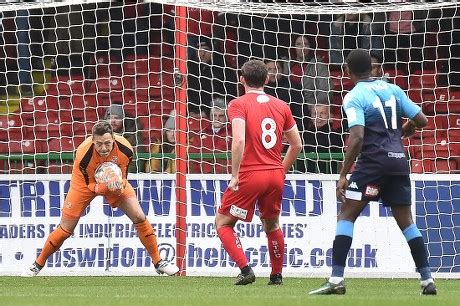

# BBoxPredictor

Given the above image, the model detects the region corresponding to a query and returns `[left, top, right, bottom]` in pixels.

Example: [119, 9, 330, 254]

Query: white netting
[0, 0, 458, 277]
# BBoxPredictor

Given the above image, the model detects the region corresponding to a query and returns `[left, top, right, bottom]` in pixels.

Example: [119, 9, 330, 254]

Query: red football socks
[217, 226, 248, 269]
[267, 228, 284, 275]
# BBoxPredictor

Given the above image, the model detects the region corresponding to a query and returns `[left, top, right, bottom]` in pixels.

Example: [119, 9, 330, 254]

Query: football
[94, 162, 123, 189]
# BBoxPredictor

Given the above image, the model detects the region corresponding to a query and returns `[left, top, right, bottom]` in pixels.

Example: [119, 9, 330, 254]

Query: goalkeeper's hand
[104, 170, 123, 192]
[94, 183, 109, 195]
[106, 180, 123, 192]
[94, 182, 124, 196]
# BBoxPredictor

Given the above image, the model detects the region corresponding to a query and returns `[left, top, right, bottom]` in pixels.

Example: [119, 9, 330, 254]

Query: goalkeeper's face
[93, 133, 115, 157]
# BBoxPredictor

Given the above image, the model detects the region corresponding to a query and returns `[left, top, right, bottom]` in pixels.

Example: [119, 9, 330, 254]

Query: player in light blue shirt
[309, 49, 437, 296]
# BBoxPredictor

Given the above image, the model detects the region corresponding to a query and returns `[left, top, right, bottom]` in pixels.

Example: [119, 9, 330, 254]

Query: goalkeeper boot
[234, 267, 255, 285]
[309, 280, 346, 295]
[268, 273, 283, 285]
[155, 259, 179, 276]
[21, 262, 43, 277]
[421, 281, 437, 295]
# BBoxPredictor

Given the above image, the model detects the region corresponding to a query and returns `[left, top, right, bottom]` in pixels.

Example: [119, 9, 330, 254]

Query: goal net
[0, 0, 458, 278]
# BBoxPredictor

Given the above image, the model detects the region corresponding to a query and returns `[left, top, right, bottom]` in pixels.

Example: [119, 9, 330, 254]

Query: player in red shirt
[215, 60, 302, 285]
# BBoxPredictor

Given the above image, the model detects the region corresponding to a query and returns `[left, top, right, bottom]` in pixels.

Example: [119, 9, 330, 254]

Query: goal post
[0, 0, 459, 278]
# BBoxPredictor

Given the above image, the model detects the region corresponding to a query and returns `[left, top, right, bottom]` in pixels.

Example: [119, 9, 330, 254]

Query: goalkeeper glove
[94, 183, 109, 195]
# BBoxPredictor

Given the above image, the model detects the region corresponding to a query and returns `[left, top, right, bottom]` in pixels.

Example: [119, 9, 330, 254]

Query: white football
[94, 162, 123, 186]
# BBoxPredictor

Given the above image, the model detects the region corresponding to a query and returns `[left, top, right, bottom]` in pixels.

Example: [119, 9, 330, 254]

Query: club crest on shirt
[365, 185, 379, 197]
[111, 156, 118, 164]
[230, 205, 248, 219]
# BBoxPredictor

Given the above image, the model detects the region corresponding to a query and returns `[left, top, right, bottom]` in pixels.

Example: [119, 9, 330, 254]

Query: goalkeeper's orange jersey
[71, 134, 133, 191]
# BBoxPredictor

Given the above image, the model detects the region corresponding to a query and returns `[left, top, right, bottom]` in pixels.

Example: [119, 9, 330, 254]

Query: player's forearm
[283, 145, 301, 173]
[339, 136, 362, 178]
[231, 139, 245, 177]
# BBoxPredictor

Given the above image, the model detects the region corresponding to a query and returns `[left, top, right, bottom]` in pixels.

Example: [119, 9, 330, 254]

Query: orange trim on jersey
[71, 134, 134, 191]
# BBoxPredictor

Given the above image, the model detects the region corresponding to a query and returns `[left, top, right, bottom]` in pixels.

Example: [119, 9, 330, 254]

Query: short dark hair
[370, 52, 382, 64]
[92, 121, 113, 136]
[241, 60, 268, 88]
[346, 49, 372, 78]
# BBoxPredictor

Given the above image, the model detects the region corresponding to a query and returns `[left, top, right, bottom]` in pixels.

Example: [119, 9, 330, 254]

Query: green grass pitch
[0, 277, 458, 306]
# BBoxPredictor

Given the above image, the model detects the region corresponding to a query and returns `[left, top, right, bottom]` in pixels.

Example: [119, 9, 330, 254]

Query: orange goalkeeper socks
[36, 225, 72, 266]
[135, 219, 162, 264]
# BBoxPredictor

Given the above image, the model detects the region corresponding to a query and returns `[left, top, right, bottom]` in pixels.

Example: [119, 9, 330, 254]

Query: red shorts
[62, 182, 136, 219]
[218, 168, 285, 222]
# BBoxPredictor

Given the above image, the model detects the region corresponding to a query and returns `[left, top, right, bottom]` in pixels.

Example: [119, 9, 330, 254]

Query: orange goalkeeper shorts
[62, 182, 136, 219]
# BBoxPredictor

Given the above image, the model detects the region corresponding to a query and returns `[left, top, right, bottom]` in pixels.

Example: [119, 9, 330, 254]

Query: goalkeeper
[22, 121, 179, 277]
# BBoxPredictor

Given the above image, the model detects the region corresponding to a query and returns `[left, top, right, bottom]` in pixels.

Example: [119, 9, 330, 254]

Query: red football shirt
[227, 91, 297, 172]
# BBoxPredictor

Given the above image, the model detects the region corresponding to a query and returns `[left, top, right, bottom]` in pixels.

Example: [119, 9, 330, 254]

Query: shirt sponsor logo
[388, 152, 405, 158]
[230, 205, 248, 219]
[349, 181, 358, 189]
[365, 185, 379, 197]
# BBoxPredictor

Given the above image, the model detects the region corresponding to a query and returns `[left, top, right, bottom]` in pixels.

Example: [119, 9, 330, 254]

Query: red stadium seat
[46, 75, 86, 97]
[98, 92, 136, 109]
[46, 137, 85, 174]
[407, 89, 423, 105]
[20, 96, 59, 113]
[330, 70, 354, 92]
[8, 138, 47, 154]
[150, 42, 174, 57]
[0, 136, 48, 173]
[90, 76, 132, 100]
[421, 89, 460, 114]
[73, 122, 95, 137]
[448, 114, 460, 130]
[4, 114, 28, 139]
[434, 159, 459, 173]
[125, 101, 150, 117]
[404, 136, 422, 159]
[134, 71, 175, 99]
[412, 158, 458, 174]
[47, 136, 84, 153]
[138, 115, 163, 141]
[410, 159, 424, 174]
[59, 95, 92, 111]
[384, 69, 409, 90]
[410, 135, 459, 173]
[413, 115, 448, 139]
[188, 117, 211, 133]
[437, 90, 460, 113]
[413, 137, 449, 160]
[446, 129, 460, 160]
[123, 55, 148, 75]
[91, 54, 121, 78]
[0, 116, 9, 139]
[30, 110, 61, 139]
[122, 55, 159, 76]
[409, 70, 437, 91]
